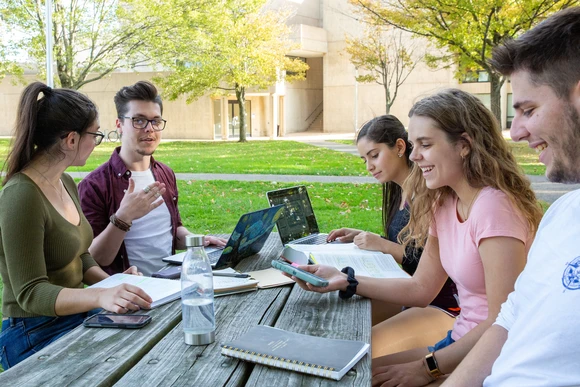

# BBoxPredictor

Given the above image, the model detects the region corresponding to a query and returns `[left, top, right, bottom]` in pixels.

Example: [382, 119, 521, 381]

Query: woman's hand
[204, 235, 228, 247]
[122, 265, 143, 276]
[327, 228, 363, 243]
[96, 284, 153, 314]
[283, 264, 348, 293]
[354, 232, 385, 252]
[372, 360, 433, 387]
[115, 179, 166, 223]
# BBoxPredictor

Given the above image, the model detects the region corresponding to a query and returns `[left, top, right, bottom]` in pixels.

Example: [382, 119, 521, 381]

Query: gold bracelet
[110, 214, 131, 232]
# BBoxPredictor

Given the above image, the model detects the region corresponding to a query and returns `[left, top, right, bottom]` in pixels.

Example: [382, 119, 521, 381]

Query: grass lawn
[0, 139, 369, 176]
[177, 180, 382, 234]
[0, 138, 544, 176]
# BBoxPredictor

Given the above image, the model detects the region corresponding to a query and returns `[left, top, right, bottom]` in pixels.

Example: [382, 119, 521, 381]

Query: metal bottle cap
[185, 234, 204, 247]
[184, 331, 215, 345]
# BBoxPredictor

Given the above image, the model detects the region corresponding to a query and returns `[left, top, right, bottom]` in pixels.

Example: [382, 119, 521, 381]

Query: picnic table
[0, 234, 371, 386]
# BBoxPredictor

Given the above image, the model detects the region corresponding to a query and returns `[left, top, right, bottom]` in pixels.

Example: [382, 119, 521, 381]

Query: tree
[345, 26, 422, 114]
[0, 0, 160, 89]
[130, 0, 308, 142]
[350, 0, 579, 125]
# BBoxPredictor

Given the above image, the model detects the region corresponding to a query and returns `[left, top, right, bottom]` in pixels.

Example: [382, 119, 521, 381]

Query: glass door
[228, 100, 251, 138]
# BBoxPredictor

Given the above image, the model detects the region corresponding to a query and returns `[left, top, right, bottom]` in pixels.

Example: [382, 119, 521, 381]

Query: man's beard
[547, 103, 580, 183]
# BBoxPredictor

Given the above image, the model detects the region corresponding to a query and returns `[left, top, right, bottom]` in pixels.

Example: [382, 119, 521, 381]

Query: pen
[213, 272, 250, 278]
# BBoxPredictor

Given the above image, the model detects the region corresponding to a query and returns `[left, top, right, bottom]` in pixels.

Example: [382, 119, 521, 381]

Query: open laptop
[163, 205, 285, 270]
[267, 185, 330, 245]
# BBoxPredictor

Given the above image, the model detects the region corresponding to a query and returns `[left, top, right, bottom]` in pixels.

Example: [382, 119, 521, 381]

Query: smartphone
[152, 266, 182, 279]
[271, 260, 329, 287]
[83, 314, 152, 329]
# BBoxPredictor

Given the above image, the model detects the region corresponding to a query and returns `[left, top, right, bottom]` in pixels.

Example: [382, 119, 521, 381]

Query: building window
[462, 70, 489, 83]
[506, 94, 515, 128]
[474, 94, 491, 110]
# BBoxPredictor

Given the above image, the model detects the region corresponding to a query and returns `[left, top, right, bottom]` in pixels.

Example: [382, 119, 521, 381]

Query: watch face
[425, 354, 438, 371]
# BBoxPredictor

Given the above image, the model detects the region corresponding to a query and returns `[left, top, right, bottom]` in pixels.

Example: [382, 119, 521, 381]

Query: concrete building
[0, 0, 514, 139]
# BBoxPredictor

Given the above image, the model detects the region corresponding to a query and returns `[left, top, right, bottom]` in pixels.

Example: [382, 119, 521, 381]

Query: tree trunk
[384, 83, 391, 114]
[489, 72, 503, 129]
[235, 85, 247, 142]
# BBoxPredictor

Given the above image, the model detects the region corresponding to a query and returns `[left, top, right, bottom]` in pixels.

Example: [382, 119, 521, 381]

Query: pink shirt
[430, 187, 532, 340]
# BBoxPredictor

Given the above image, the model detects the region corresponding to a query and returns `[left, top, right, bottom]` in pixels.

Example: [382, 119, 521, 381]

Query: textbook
[281, 243, 410, 279]
[89, 274, 181, 308]
[246, 268, 295, 289]
[90, 272, 259, 308]
[214, 275, 259, 297]
[221, 325, 370, 380]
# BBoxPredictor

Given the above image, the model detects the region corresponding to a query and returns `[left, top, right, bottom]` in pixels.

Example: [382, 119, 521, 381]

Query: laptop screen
[267, 186, 320, 244]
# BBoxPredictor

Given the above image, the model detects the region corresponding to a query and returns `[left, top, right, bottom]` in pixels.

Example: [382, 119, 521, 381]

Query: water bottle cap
[185, 234, 205, 247]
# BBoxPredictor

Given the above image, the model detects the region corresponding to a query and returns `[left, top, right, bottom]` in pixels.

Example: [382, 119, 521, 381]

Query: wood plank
[0, 234, 285, 386]
[0, 300, 182, 387]
[113, 286, 292, 386]
[245, 284, 372, 386]
[113, 234, 291, 386]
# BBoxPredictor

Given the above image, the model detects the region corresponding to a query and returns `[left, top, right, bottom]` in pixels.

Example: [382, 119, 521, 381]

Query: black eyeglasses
[119, 116, 166, 131]
[86, 131, 105, 145]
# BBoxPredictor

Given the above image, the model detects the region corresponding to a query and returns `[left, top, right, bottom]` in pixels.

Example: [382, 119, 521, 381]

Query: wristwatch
[424, 352, 443, 378]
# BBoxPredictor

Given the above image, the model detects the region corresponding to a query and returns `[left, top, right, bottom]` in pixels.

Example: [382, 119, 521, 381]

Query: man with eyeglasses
[79, 81, 226, 276]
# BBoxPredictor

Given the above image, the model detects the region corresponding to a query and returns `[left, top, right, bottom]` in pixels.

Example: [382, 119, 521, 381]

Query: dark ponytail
[3, 82, 98, 184]
[356, 115, 412, 235]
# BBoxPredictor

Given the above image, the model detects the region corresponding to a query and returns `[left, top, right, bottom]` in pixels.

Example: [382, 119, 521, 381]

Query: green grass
[330, 139, 356, 145]
[0, 138, 545, 176]
[0, 140, 368, 176]
[507, 140, 545, 176]
[176, 180, 382, 234]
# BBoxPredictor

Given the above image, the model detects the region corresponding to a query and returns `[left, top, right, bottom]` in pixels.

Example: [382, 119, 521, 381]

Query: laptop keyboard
[293, 234, 328, 245]
[207, 247, 225, 264]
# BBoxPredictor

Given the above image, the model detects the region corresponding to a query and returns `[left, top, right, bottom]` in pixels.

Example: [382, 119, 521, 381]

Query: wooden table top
[0, 234, 371, 386]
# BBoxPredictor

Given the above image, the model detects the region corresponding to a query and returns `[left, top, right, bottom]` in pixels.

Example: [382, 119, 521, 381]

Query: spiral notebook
[221, 325, 370, 380]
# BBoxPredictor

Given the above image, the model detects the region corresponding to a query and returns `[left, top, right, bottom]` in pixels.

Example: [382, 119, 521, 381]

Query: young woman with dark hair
[0, 82, 151, 369]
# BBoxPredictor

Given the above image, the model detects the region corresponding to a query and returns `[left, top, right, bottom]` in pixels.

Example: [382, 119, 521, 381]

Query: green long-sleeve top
[0, 173, 98, 318]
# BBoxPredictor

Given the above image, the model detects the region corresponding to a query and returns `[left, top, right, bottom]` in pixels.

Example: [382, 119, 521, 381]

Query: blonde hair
[401, 89, 542, 247]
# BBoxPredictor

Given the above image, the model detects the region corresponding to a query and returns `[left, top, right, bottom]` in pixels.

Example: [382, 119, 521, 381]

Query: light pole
[45, 0, 53, 87]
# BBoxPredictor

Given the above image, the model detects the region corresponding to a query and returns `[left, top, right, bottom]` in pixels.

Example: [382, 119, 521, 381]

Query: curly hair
[401, 89, 543, 247]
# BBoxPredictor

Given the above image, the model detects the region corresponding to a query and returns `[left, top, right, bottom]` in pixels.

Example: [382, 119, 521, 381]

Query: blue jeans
[428, 330, 455, 352]
[0, 309, 100, 370]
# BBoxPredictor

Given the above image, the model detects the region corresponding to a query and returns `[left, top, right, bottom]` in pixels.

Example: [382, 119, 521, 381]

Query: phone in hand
[271, 260, 329, 287]
[152, 266, 182, 279]
[83, 314, 152, 329]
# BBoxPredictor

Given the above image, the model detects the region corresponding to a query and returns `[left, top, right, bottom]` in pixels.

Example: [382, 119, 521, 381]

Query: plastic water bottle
[181, 234, 215, 345]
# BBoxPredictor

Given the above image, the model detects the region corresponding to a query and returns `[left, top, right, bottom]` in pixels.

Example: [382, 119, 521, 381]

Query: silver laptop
[266, 185, 329, 245]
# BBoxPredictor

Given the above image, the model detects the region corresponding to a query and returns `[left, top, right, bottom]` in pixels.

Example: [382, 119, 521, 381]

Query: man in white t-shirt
[79, 81, 226, 276]
[444, 7, 580, 386]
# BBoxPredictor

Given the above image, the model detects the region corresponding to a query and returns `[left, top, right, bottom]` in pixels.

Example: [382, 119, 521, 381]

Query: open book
[89, 274, 181, 308]
[281, 243, 410, 279]
[90, 272, 259, 308]
[221, 325, 370, 380]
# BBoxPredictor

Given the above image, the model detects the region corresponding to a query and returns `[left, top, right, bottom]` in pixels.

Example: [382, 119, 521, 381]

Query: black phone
[83, 314, 152, 329]
[152, 266, 182, 279]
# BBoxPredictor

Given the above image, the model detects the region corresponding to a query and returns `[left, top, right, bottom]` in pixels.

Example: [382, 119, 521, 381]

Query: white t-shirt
[123, 169, 173, 276]
[484, 189, 580, 386]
